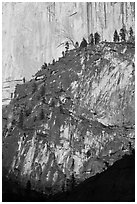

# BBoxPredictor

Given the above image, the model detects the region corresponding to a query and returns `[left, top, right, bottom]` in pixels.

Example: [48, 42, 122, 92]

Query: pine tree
[75, 41, 79, 48]
[113, 30, 120, 42]
[80, 38, 87, 48]
[89, 33, 94, 45]
[52, 59, 55, 65]
[119, 27, 126, 41]
[94, 32, 100, 44]
[129, 27, 134, 43]
[11, 92, 13, 99]
[23, 77, 25, 83]
[44, 62, 47, 69]
[65, 41, 69, 54]
[41, 62, 47, 69]
[62, 51, 65, 57]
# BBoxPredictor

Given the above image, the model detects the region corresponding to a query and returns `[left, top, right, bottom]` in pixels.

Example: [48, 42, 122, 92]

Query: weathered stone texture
[2, 42, 135, 194]
[2, 2, 135, 102]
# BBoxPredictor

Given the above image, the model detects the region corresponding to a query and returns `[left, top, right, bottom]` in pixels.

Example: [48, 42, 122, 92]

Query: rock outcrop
[2, 2, 135, 101]
[2, 41, 135, 196]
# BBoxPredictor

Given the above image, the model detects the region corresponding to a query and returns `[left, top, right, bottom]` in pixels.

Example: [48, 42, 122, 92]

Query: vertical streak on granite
[2, 2, 135, 101]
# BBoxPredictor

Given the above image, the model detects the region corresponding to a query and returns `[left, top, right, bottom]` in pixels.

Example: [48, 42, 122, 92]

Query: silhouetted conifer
[65, 41, 69, 54]
[128, 27, 135, 42]
[89, 33, 94, 45]
[23, 77, 25, 83]
[113, 30, 120, 42]
[75, 41, 79, 48]
[65, 41, 69, 49]
[119, 28, 126, 41]
[94, 32, 100, 44]
[62, 51, 65, 57]
[14, 88, 17, 98]
[44, 62, 47, 68]
[52, 59, 55, 65]
[11, 92, 13, 99]
[41, 62, 47, 70]
[80, 38, 87, 48]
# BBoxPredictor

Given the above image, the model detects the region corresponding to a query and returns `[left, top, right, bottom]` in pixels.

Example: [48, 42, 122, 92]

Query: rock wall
[2, 2, 135, 102]
[2, 42, 135, 194]
[87, 2, 135, 40]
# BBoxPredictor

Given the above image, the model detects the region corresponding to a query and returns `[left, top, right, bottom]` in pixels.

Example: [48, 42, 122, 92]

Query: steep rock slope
[2, 2, 135, 101]
[3, 153, 135, 202]
[48, 152, 135, 202]
[2, 42, 135, 195]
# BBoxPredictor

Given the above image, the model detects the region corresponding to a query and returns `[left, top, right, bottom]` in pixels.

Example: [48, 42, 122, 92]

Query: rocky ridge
[3, 2, 135, 85]
[2, 41, 135, 195]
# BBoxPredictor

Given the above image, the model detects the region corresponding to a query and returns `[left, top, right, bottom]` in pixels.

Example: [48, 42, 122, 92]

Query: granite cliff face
[3, 41, 135, 195]
[2, 2, 135, 102]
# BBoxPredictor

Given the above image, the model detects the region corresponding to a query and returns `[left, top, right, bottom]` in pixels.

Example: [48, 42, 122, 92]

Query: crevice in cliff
[2, 40, 135, 198]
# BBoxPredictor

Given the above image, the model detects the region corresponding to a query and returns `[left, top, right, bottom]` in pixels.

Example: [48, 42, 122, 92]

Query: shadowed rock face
[2, 153, 135, 202]
[2, 42, 135, 196]
[47, 152, 135, 202]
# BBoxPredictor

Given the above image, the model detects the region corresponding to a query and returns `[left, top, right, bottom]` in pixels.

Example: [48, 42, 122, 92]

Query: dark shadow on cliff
[2, 151, 135, 202]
